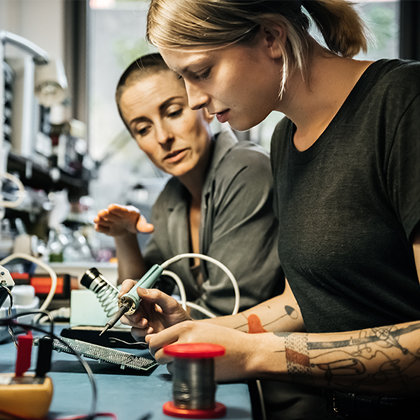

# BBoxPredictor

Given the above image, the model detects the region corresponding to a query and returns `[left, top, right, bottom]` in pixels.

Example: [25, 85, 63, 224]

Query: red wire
[56, 413, 118, 420]
[0, 410, 118, 420]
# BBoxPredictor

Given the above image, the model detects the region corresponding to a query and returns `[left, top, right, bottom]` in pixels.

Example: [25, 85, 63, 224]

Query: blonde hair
[147, 0, 369, 96]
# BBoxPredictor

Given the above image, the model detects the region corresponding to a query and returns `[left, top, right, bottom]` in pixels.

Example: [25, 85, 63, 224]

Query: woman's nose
[155, 123, 174, 145]
[184, 81, 209, 111]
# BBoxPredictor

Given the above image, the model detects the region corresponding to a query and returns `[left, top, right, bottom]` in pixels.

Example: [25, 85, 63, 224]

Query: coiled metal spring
[80, 268, 119, 318]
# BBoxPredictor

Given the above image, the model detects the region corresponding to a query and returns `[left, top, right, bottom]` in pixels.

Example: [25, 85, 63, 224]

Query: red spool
[162, 343, 226, 419]
[163, 343, 226, 359]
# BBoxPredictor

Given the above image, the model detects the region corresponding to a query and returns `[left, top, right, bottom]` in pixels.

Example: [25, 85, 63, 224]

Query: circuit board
[35, 336, 157, 371]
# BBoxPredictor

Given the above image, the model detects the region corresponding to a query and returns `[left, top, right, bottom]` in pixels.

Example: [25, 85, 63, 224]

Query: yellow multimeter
[0, 332, 53, 419]
[0, 374, 53, 419]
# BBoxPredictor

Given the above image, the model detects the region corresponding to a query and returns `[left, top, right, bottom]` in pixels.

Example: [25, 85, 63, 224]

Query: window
[256, 0, 401, 151]
[356, 0, 400, 60]
[88, 1, 164, 249]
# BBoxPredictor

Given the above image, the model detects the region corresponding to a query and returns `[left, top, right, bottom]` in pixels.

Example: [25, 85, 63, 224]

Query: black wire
[1, 309, 54, 343]
[0, 311, 98, 420]
[1, 284, 14, 313]
[0, 284, 17, 346]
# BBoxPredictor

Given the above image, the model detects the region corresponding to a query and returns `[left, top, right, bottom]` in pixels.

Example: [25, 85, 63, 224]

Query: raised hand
[94, 204, 154, 237]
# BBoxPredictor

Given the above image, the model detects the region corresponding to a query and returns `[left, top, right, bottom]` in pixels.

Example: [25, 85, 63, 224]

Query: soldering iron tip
[99, 325, 109, 336]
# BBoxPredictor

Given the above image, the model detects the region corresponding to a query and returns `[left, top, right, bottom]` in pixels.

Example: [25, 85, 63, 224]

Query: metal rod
[0, 31, 50, 65]
[0, 30, 50, 228]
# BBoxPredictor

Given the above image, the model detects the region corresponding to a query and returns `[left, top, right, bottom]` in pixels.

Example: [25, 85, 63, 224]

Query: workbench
[0, 326, 254, 420]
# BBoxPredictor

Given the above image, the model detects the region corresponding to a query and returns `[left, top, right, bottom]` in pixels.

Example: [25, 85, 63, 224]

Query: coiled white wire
[0, 252, 239, 321]
[162, 269, 218, 318]
[161, 253, 240, 318]
[161, 270, 187, 311]
[0, 252, 57, 314]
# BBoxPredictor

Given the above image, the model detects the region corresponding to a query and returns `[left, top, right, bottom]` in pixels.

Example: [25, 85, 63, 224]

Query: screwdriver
[99, 264, 163, 336]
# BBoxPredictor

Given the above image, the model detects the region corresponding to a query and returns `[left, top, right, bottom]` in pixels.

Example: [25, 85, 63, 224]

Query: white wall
[0, 0, 64, 61]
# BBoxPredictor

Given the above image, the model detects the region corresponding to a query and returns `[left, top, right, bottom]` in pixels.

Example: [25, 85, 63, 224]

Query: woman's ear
[202, 107, 214, 123]
[259, 23, 287, 59]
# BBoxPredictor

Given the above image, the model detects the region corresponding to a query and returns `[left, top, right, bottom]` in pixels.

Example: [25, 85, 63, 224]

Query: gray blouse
[143, 127, 284, 318]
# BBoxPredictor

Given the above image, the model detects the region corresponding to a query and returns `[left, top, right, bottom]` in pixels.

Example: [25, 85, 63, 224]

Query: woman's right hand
[94, 204, 154, 237]
[119, 280, 192, 339]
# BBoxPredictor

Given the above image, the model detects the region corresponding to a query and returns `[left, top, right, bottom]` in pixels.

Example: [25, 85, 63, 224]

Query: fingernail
[138, 287, 149, 295]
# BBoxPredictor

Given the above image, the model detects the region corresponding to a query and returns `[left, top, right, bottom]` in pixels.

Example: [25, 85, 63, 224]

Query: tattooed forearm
[234, 305, 299, 332]
[308, 323, 420, 351]
[274, 322, 420, 393]
[231, 313, 249, 331]
[263, 305, 298, 327]
[284, 333, 314, 385]
[233, 313, 268, 333]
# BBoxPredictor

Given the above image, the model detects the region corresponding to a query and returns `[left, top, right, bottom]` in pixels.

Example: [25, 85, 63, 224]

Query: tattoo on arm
[308, 324, 420, 352]
[248, 314, 267, 333]
[263, 305, 298, 328]
[284, 333, 314, 385]
[275, 323, 420, 391]
[234, 305, 299, 331]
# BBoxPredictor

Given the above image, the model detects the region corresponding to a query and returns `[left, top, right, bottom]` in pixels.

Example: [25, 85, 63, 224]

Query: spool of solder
[162, 343, 226, 419]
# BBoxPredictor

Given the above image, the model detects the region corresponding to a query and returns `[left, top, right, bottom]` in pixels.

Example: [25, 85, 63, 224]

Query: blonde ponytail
[303, 0, 369, 57]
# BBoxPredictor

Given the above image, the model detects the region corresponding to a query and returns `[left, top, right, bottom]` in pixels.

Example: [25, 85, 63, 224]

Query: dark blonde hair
[147, 0, 369, 95]
[115, 53, 175, 130]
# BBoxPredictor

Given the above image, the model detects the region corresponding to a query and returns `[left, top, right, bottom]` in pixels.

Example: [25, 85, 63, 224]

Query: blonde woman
[120, 2, 420, 419]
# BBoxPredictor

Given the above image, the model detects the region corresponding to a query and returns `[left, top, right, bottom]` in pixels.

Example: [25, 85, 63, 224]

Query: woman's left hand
[146, 320, 263, 382]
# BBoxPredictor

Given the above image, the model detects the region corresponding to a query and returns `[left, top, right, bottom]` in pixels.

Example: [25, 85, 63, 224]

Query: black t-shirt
[271, 59, 420, 333]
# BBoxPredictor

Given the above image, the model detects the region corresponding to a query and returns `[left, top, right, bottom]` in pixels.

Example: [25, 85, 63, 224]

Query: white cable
[162, 269, 187, 311]
[255, 379, 267, 420]
[38, 307, 70, 324]
[0, 253, 57, 314]
[161, 253, 240, 316]
[186, 302, 217, 319]
[162, 269, 217, 317]
[0, 172, 26, 208]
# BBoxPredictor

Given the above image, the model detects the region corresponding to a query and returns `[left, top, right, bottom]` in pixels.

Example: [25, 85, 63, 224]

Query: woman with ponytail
[119, 1, 420, 418]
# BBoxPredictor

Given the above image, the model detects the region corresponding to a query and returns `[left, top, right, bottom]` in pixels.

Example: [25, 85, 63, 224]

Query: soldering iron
[99, 264, 163, 336]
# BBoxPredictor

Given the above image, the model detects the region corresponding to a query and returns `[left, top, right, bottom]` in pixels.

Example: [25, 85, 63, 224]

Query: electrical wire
[0, 310, 98, 420]
[0, 252, 57, 315]
[161, 253, 240, 316]
[0, 283, 18, 346]
[2, 251, 237, 325]
[56, 413, 118, 420]
[160, 270, 217, 317]
[0, 253, 239, 418]
[0, 172, 26, 208]
[185, 301, 217, 319]
[0, 412, 119, 420]
[161, 269, 187, 311]
[255, 379, 267, 420]
[38, 307, 71, 324]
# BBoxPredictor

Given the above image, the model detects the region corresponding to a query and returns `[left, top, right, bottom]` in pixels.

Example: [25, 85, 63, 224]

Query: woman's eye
[136, 126, 149, 137]
[194, 68, 211, 81]
[168, 109, 183, 118]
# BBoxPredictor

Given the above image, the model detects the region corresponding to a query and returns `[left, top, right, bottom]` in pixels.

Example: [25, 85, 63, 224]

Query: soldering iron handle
[123, 264, 163, 307]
